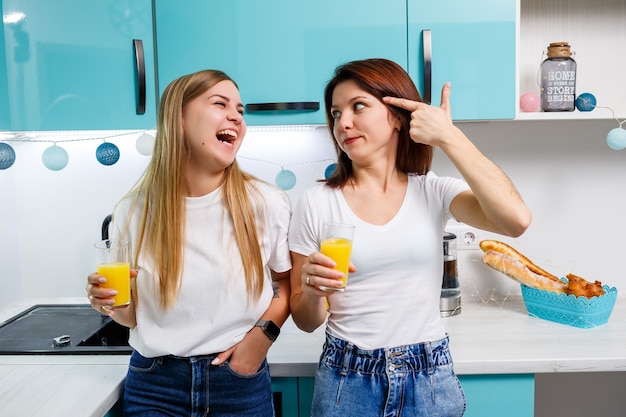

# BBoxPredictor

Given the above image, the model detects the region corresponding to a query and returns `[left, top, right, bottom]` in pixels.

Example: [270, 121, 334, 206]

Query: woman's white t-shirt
[289, 172, 469, 350]
[111, 180, 292, 358]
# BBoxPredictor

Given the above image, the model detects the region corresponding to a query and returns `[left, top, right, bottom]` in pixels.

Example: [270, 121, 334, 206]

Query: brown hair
[120, 70, 265, 309]
[323, 58, 433, 187]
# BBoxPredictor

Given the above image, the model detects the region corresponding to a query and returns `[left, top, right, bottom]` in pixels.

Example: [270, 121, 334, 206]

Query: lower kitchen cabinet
[272, 374, 533, 417]
[459, 374, 534, 417]
[272, 377, 299, 417]
[271, 377, 314, 417]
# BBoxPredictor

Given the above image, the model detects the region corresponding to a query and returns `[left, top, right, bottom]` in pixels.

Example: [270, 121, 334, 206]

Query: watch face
[257, 319, 279, 341]
[265, 320, 280, 338]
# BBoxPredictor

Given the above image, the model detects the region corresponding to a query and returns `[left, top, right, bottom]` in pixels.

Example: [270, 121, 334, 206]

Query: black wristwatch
[255, 319, 280, 342]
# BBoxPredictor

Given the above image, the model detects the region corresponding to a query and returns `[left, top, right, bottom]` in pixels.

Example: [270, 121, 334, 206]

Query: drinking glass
[319, 222, 355, 291]
[94, 239, 131, 309]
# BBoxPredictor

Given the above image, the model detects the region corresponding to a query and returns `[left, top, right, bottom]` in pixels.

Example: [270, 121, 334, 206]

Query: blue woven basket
[520, 282, 618, 328]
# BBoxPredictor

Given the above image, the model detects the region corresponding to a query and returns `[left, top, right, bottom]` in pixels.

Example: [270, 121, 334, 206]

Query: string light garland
[0, 129, 339, 190]
[0, 130, 152, 171]
[236, 153, 337, 191]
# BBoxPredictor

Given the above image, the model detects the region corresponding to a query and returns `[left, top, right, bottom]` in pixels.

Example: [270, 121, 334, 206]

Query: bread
[479, 240, 604, 298]
[565, 273, 605, 298]
[479, 240, 558, 281]
[481, 250, 568, 293]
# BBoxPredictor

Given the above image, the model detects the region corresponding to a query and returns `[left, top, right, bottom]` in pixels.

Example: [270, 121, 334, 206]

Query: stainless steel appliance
[440, 232, 461, 316]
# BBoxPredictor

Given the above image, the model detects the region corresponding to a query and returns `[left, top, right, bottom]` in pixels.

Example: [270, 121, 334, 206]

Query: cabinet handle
[422, 29, 432, 105]
[245, 102, 320, 112]
[133, 39, 146, 115]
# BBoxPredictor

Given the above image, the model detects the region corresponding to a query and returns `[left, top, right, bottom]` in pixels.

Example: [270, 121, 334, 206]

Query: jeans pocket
[128, 351, 159, 373]
[224, 359, 268, 378]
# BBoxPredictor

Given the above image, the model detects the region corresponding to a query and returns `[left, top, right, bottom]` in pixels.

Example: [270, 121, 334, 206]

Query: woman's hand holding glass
[301, 251, 356, 295]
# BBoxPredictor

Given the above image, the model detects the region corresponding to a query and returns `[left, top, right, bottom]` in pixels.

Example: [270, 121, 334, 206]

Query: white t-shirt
[110, 180, 292, 358]
[289, 172, 469, 350]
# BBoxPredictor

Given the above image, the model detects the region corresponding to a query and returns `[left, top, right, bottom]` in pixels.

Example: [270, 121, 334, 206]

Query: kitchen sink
[0, 304, 132, 354]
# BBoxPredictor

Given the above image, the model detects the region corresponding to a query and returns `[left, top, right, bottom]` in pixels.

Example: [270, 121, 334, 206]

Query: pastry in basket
[479, 240, 604, 299]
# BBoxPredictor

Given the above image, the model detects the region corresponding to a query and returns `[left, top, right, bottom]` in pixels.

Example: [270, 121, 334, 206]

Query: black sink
[0, 304, 132, 354]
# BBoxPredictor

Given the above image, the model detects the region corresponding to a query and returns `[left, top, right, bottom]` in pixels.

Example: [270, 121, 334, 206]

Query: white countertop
[1, 295, 625, 417]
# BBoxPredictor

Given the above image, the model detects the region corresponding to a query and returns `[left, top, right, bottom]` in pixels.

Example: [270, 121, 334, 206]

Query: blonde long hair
[120, 70, 265, 309]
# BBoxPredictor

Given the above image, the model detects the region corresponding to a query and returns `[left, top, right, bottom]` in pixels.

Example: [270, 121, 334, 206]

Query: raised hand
[383, 82, 454, 147]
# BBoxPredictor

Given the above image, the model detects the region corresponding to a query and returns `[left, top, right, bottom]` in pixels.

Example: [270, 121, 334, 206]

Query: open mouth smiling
[216, 129, 237, 144]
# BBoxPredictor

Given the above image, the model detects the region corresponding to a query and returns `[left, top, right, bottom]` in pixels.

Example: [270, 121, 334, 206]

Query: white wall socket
[446, 226, 482, 250]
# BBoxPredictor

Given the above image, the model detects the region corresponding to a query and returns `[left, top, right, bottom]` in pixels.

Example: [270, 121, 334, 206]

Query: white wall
[433, 119, 626, 303]
[1, 119, 624, 307]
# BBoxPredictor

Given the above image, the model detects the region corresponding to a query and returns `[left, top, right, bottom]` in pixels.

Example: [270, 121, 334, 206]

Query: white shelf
[518, 0, 626, 120]
[516, 107, 621, 121]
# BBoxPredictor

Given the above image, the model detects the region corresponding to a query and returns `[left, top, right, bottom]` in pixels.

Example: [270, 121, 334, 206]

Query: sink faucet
[102, 214, 112, 240]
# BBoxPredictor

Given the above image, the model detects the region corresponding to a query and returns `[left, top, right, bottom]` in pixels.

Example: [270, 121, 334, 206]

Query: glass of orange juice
[94, 239, 131, 310]
[319, 222, 355, 292]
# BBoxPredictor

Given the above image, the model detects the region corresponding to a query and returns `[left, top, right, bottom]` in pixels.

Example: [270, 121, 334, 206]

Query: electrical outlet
[446, 226, 482, 250]
[461, 230, 477, 246]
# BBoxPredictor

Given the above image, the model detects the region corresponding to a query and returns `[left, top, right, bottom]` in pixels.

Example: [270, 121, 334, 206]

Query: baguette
[481, 250, 568, 293]
[480, 239, 605, 298]
[479, 239, 558, 281]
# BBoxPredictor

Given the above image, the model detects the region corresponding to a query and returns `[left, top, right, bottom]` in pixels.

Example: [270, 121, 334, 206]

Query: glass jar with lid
[540, 42, 577, 112]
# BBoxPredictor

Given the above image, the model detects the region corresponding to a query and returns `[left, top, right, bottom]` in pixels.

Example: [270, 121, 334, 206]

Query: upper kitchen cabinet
[1, 0, 156, 131]
[154, 0, 407, 126]
[0, 0, 9, 130]
[408, 0, 517, 120]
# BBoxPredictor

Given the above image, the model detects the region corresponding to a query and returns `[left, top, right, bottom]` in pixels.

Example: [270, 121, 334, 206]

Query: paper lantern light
[575, 93, 596, 112]
[324, 163, 337, 179]
[275, 169, 296, 190]
[606, 127, 626, 151]
[42, 144, 69, 171]
[0, 142, 16, 170]
[96, 142, 120, 165]
[519, 92, 540, 112]
[136, 132, 155, 156]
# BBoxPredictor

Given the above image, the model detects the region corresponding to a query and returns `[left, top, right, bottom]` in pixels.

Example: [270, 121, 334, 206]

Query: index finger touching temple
[383, 96, 422, 112]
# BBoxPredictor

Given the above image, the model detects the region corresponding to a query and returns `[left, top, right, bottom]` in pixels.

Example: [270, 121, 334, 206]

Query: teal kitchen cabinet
[1, 0, 156, 131]
[154, 0, 407, 126]
[272, 377, 314, 417]
[460, 374, 534, 416]
[284, 375, 533, 417]
[408, 0, 516, 120]
[272, 377, 300, 417]
[317, 375, 532, 416]
[0, 0, 8, 129]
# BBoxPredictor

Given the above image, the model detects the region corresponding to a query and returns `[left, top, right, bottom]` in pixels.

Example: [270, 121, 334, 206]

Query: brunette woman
[288, 58, 531, 417]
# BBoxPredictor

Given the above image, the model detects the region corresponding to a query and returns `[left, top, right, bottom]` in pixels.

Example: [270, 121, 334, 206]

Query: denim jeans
[123, 351, 275, 417]
[311, 333, 466, 417]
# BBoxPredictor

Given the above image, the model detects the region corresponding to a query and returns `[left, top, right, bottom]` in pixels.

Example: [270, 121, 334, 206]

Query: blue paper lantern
[606, 127, 626, 151]
[275, 169, 296, 190]
[96, 142, 120, 166]
[575, 93, 596, 112]
[42, 144, 69, 171]
[324, 163, 337, 179]
[0, 142, 16, 170]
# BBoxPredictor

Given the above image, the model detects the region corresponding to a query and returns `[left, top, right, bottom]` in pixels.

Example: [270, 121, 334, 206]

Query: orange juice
[320, 237, 352, 290]
[97, 262, 131, 308]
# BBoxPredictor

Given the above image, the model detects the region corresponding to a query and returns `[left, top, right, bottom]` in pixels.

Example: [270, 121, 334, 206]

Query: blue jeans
[311, 333, 466, 417]
[123, 351, 275, 417]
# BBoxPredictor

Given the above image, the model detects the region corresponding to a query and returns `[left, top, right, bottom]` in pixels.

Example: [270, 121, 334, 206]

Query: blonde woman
[86, 70, 291, 416]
